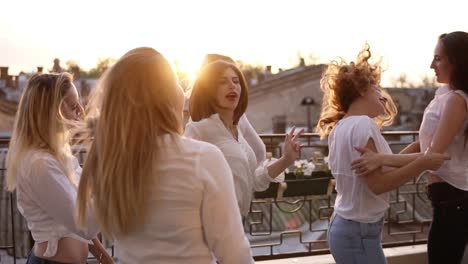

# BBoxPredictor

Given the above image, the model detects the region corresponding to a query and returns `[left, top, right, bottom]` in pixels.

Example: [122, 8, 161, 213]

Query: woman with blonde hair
[5, 73, 111, 264]
[77, 47, 253, 264]
[185, 60, 302, 217]
[317, 45, 448, 264]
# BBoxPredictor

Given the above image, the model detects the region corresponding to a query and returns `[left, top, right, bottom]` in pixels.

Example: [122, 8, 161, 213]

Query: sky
[1, 0, 467, 86]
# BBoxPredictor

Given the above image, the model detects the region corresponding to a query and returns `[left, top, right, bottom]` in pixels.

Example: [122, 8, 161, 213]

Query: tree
[420, 74, 437, 88]
[86, 58, 117, 78]
[391, 73, 415, 88]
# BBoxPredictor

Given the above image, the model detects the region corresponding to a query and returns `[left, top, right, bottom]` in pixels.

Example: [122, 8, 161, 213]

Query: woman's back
[115, 135, 253, 264]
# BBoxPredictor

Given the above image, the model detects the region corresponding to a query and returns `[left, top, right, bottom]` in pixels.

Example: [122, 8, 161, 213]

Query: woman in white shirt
[5, 73, 111, 264]
[76, 47, 253, 264]
[198, 53, 267, 166]
[185, 60, 302, 217]
[316, 45, 448, 264]
[350, 32, 468, 264]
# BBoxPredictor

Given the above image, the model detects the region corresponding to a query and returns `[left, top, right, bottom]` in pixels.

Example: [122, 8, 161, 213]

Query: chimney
[37, 66, 43, 73]
[299, 58, 305, 67]
[0, 67, 8, 80]
[71, 65, 80, 81]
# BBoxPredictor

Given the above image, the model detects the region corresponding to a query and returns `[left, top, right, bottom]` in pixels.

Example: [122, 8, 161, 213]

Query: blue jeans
[328, 213, 386, 264]
[26, 251, 70, 264]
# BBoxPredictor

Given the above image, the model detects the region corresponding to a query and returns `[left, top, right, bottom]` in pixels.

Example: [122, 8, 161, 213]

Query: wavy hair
[5, 73, 76, 191]
[317, 44, 397, 138]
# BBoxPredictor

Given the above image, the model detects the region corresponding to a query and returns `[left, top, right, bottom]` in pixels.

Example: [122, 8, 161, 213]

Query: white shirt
[328, 116, 392, 223]
[16, 149, 98, 257]
[184, 114, 274, 216]
[419, 86, 468, 190]
[114, 135, 253, 264]
[238, 114, 266, 166]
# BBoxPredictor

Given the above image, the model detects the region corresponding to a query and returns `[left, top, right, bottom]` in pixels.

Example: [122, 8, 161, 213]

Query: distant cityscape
[0, 58, 438, 134]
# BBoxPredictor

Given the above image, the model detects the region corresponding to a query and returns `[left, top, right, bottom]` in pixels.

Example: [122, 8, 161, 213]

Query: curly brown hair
[316, 44, 397, 138]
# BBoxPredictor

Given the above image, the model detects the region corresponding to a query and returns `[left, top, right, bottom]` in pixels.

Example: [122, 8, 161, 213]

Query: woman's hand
[419, 151, 450, 171]
[89, 237, 114, 264]
[282, 127, 304, 164]
[351, 147, 382, 175]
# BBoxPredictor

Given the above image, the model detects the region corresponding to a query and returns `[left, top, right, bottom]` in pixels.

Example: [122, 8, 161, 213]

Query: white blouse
[114, 135, 253, 264]
[328, 116, 392, 223]
[15, 149, 98, 257]
[238, 114, 266, 166]
[184, 114, 275, 216]
[419, 86, 468, 190]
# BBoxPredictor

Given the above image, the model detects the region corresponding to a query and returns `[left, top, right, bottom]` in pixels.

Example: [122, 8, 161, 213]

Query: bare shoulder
[445, 92, 467, 113]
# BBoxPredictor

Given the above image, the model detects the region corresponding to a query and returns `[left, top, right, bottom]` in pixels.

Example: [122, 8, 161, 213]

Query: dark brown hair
[189, 60, 248, 124]
[439, 31, 468, 95]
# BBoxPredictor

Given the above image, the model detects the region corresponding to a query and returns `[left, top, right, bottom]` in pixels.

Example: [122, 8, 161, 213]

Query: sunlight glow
[1, 0, 467, 86]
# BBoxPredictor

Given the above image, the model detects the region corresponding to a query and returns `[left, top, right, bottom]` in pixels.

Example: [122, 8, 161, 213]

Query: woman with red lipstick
[199, 54, 267, 167]
[351, 32, 468, 264]
[317, 44, 448, 264]
[185, 60, 303, 217]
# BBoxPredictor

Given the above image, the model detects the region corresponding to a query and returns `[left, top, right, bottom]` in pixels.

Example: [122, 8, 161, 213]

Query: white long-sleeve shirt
[16, 149, 98, 257]
[184, 113, 274, 216]
[114, 134, 253, 264]
[238, 114, 266, 166]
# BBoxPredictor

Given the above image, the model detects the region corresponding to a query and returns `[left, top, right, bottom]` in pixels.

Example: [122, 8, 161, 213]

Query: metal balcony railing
[0, 131, 429, 262]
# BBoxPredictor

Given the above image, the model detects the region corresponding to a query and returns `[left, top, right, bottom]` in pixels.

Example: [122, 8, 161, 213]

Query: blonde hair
[189, 60, 248, 124]
[317, 44, 397, 138]
[77, 47, 183, 236]
[5, 73, 76, 191]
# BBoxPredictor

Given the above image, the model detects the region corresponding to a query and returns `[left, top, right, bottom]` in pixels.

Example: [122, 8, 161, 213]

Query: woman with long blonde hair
[317, 45, 448, 264]
[77, 47, 253, 264]
[5, 73, 111, 264]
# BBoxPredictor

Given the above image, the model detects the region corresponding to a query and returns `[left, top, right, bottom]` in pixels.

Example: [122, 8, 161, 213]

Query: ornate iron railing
[0, 131, 429, 262]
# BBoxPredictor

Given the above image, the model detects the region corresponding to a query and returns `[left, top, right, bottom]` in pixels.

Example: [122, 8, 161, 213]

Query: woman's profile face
[361, 85, 387, 117]
[215, 67, 241, 112]
[61, 85, 84, 121]
[430, 40, 453, 84]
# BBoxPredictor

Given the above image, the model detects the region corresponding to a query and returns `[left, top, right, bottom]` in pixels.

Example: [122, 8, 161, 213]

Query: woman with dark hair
[185, 60, 302, 217]
[317, 45, 448, 264]
[197, 53, 267, 166]
[350, 32, 468, 264]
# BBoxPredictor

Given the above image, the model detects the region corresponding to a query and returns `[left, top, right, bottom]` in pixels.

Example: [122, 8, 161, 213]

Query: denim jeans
[26, 251, 70, 264]
[328, 213, 386, 264]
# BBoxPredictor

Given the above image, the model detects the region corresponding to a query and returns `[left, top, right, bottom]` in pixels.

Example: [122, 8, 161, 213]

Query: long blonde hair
[76, 47, 183, 236]
[317, 44, 397, 138]
[5, 73, 76, 191]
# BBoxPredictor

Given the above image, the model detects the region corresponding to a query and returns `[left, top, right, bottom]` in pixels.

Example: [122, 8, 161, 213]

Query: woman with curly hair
[349, 32, 468, 264]
[317, 45, 449, 264]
